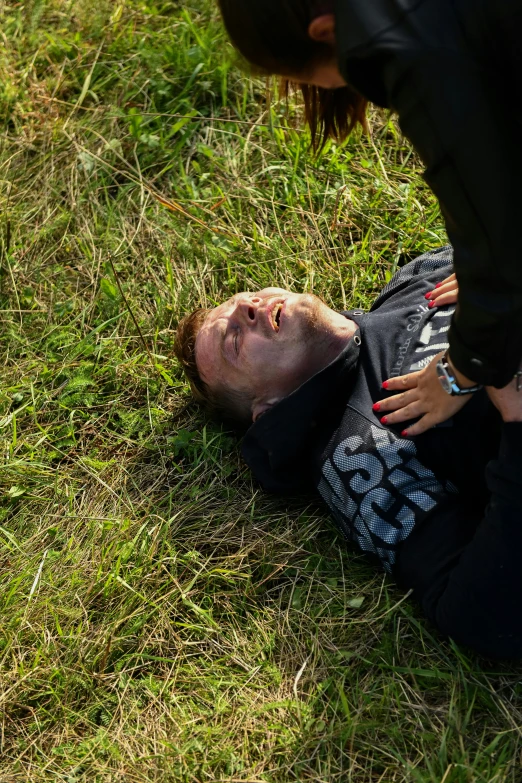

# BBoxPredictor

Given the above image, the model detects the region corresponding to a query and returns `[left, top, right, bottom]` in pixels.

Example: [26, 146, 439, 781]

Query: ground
[0, 1, 521, 781]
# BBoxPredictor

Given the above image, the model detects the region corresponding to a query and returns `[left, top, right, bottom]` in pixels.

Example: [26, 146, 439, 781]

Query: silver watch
[436, 353, 482, 396]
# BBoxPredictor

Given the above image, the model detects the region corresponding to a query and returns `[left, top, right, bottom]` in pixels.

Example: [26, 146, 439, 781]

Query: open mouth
[271, 303, 283, 332]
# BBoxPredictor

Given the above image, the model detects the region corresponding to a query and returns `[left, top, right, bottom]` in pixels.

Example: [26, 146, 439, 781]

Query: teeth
[273, 304, 282, 330]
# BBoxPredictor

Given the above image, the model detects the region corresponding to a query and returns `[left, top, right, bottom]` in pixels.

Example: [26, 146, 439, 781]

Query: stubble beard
[297, 294, 338, 349]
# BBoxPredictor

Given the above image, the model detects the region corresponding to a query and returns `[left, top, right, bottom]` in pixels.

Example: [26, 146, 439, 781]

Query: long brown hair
[217, 0, 368, 149]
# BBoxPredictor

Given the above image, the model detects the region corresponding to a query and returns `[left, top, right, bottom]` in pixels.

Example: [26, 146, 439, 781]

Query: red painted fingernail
[401, 429, 409, 437]
[381, 416, 388, 425]
[424, 291, 433, 299]
[382, 380, 389, 389]
[428, 301, 435, 308]
[435, 282, 443, 289]
[372, 402, 380, 412]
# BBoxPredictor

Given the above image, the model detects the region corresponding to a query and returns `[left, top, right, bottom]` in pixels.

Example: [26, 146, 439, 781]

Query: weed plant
[0, 1, 521, 781]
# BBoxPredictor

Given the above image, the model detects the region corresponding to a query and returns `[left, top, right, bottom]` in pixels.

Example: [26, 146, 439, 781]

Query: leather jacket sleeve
[335, 0, 522, 387]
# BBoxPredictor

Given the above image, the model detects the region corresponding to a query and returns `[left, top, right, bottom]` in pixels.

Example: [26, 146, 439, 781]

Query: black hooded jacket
[242, 249, 522, 659]
[334, 0, 522, 387]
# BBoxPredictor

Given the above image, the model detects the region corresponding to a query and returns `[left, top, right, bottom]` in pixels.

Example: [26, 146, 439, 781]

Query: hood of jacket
[241, 329, 362, 494]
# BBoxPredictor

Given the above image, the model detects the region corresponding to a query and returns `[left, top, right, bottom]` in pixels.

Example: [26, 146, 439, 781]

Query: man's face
[195, 287, 351, 420]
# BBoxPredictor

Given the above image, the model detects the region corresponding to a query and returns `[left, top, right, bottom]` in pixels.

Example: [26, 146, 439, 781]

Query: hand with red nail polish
[426, 273, 458, 308]
[370, 351, 471, 436]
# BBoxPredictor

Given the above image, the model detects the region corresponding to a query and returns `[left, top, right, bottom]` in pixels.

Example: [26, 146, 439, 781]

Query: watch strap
[437, 353, 483, 396]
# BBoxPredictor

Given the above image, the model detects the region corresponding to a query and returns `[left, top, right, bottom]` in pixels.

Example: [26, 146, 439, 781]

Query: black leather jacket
[334, 0, 522, 387]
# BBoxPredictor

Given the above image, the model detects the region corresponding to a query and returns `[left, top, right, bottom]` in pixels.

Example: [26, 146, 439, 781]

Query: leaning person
[215, 0, 522, 432]
[175, 248, 522, 660]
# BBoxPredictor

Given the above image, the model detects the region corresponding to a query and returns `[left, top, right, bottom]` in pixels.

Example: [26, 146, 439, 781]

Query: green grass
[1, 1, 521, 781]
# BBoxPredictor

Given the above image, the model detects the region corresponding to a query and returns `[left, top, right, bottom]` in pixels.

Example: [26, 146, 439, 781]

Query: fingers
[401, 414, 435, 437]
[427, 290, 458, 307]
[425, 273, 458, 307]
[376, 401, 424, 426]
[381, 372, 420, 392]
[373, 389, 416, 413]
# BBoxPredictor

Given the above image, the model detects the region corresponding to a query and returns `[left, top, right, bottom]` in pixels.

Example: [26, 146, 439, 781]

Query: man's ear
[252, 397, 281, 422]
[307, 14, 336, 46]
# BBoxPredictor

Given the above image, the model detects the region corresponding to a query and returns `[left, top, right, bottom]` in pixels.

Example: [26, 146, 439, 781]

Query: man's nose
[237, 296, 262, 324]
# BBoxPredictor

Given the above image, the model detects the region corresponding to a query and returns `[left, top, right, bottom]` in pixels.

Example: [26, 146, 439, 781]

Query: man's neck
[328, 312, 358, 351]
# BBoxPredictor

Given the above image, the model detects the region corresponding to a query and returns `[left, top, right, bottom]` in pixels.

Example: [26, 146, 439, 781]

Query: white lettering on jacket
[318, 422, 449, 572]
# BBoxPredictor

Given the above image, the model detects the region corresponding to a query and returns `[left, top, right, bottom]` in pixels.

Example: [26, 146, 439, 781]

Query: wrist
[485, 381, 522, 422]
[436, 351, 483, 397]
[446, 353, 478, 389]
[497, 406, 522, 423]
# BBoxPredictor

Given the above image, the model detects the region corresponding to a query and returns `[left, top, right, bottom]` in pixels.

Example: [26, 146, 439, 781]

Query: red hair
[174, 309, 253, 427]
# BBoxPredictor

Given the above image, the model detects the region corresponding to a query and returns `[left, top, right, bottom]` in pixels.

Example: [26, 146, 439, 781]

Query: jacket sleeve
[395, 423, 522, 660]
[384, 50, 522, 387]
[335, 0, 522, 386]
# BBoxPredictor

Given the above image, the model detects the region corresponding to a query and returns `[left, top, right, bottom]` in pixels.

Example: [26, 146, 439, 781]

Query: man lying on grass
[174, 248, 522, 660]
